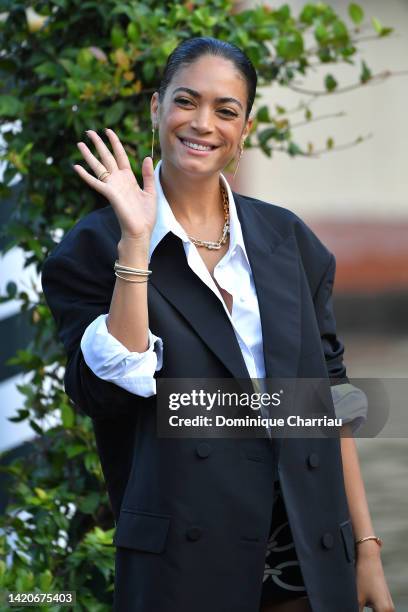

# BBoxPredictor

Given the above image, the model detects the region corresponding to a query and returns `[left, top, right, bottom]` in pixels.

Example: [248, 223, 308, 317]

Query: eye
[219, 109, 238, 118]
[175, 97, 192, 105]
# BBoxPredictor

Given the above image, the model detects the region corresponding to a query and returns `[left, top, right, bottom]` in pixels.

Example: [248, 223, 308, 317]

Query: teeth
[181, 139, 213, 151]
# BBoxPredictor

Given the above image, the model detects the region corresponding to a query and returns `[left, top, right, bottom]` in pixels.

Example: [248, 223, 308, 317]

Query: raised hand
[73, 128, 157, 241]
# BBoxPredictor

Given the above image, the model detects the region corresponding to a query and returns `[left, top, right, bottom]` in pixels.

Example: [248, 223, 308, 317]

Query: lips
[177, 137, 218, 151]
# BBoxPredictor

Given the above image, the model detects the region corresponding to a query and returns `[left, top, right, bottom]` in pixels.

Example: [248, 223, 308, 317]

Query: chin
[175, 158, 217, 174]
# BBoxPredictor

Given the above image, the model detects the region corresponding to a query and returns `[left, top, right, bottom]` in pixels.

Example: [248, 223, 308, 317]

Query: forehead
[168, 55, 247, 101]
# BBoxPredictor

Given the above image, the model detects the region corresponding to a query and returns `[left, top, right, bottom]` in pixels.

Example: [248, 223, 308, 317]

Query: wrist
[118, 235, 150, 264]
[355, 539, 382, 560]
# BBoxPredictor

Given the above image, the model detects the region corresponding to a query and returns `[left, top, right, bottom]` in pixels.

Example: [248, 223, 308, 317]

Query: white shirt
[80, 160, 367, 434]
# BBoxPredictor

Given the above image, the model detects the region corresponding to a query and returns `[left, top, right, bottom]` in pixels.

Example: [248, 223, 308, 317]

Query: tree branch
[252, 132, 373, 158]
[290, 110, 347, 129]
[286, 69, 408, 96]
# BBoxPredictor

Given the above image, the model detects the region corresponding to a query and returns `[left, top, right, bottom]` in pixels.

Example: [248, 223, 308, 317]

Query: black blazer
[41, 191, 359, 612]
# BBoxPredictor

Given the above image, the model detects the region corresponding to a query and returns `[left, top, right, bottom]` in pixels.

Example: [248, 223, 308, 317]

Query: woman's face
[151, 55, 253, 177]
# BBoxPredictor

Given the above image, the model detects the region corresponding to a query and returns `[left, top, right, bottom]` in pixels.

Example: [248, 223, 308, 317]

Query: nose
[190, 107, 214, 133]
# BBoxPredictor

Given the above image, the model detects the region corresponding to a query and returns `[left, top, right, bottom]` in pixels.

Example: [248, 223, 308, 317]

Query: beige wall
[240, 0, 408, 222]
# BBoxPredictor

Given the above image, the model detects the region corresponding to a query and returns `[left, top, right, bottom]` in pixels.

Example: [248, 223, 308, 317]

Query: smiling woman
[41, 36, 394, 612]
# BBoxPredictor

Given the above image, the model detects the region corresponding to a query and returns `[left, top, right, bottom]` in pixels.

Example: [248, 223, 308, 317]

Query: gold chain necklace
[187, 183, 230, 250]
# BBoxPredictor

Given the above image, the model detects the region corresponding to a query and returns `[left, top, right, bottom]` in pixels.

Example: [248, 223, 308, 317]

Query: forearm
[107, 236, 150, 352]
[340, 423, 381, 559]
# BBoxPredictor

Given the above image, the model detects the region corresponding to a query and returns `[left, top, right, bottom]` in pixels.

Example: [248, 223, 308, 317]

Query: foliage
[0, 0, 394, 608]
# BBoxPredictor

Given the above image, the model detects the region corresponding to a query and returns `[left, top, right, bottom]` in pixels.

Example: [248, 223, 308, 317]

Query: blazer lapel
[234, 192, 301, 381]
[149, 231, 251, 380]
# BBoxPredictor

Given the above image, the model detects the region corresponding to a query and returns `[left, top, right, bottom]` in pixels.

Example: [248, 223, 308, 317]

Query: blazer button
[307, 452, 319, 469]
[321, 532, 334, 549]
[186, 526, 203, 542]
[196, 442, 212, 458]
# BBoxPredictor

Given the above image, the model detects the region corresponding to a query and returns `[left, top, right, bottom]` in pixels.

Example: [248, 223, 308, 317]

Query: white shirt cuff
[80, 314, 163, 397]
[331, 383, 368, 434]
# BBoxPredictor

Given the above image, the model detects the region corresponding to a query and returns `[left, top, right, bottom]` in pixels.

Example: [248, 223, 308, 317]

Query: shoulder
[46, 204, 119, 262]
[234, 192, 333, 269]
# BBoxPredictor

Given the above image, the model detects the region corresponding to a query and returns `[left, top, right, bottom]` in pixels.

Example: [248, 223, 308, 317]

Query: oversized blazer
[41, 190, 359, 612]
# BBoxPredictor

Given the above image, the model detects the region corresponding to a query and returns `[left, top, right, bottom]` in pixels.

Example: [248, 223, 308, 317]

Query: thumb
[141, 156, 155, 196]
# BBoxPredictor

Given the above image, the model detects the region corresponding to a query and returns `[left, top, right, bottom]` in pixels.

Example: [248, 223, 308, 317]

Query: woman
[41, 37, 394, 612]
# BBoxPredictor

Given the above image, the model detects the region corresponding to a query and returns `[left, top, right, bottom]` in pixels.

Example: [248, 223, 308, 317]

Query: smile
[178, 137, 217, 152]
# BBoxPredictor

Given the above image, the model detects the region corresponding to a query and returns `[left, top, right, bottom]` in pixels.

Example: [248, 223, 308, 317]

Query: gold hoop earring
[232, 143, 244, 182]
[151, 125, 155, 164]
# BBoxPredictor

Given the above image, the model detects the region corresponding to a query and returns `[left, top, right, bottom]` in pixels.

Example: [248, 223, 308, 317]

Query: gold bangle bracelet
[355, 536, 383, 548]
[114, 269, 150, 276]
[114, 260, 152, 274]
[114, 271, 149, 283]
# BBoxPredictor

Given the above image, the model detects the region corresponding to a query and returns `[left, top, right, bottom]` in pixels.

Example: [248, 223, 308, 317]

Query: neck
[159, 159, 225, 225]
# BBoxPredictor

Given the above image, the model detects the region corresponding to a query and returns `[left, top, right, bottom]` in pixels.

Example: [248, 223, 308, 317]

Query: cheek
[166, 109, 188, 128]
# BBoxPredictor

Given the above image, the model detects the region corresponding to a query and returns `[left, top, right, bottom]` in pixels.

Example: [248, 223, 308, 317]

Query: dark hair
[158, 37, 257, 121]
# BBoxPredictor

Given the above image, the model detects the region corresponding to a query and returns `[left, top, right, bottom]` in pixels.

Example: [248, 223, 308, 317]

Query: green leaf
[66, 444, 87, 458]
[111, 25, 126, 48]
[348, 3, 364, 25]
[372, 17, 382, 34]
[127, 22, 139, 43]
[287, 142, 303, 156]
[78, 491, 100, 514]
[142, 60, 155, 82]
[324, 74, 338, 92]
[276, 31, 304, 60]
[315, 22, 329, 43]
[29, 420, 44, 435]
[34, 61, 59, 78]
[326, 137, 334, 149]
[104, 101, 126, 126]
[59, 58, 76, 75]
[258, 127, 279, 146]
[379, 27, 394, 37]
[61, 403, 75, 428]
[35, 85, 63, 96]
[332, 19, 349, 43]
[7, 409, 29, 423]
[360, 60, 372, 83]
[256, 106, 271, 123]
[77, 48, 94, 69]
[0, 95, 24, 118]
[299, 4, 318, 25]
[39, 569, 53, 591]
[274, 4, 291, 22]
[34, 487, 48, 501]
[84, 452, 99, 472]
[6, 281, 17, 298]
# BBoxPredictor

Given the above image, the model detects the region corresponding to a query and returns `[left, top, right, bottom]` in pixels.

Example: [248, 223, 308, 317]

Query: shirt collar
[149, 159, 249, 266]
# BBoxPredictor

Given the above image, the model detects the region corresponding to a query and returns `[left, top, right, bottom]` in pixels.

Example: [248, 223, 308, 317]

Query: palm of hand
[73, 128, 156, 239]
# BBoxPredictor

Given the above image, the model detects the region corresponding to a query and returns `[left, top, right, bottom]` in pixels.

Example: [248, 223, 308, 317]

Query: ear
[242, 116, 254, 144]
[150, 92, 160, 127]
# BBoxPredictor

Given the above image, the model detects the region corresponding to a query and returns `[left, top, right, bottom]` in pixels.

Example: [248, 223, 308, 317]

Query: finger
[141, 156, 155, 196]
[85, 129, 118, 172]
[77, 141, 108, 179]
[72, 163, 110, 195]
[104, 128, 132, 171]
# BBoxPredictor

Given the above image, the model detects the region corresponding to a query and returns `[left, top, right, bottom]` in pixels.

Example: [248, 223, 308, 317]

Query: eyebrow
[172, 87, 243, 111]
